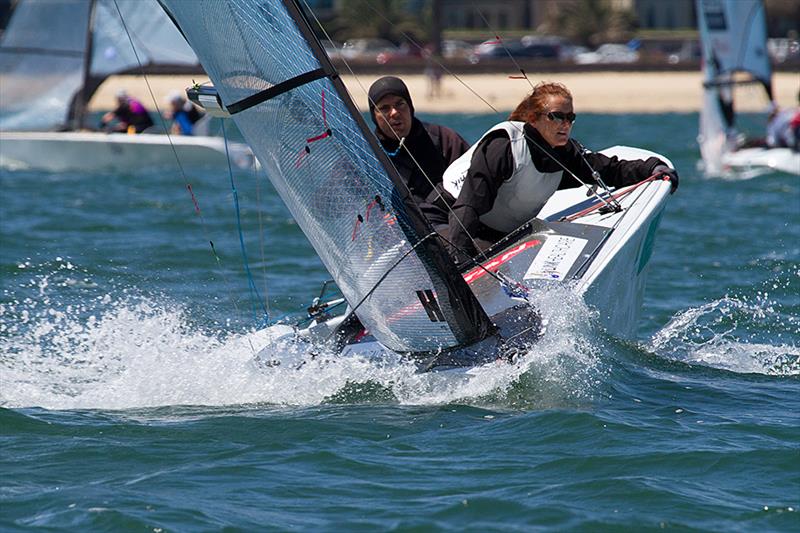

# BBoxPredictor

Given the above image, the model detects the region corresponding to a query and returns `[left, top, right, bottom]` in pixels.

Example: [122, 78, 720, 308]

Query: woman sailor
[444, 82, 679, 260]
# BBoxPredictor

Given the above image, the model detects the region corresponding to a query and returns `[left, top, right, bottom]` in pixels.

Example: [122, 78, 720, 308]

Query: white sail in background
[0, 0, 199, 131]
[695, 0, 772, 174]
[158, 0, 493, 353]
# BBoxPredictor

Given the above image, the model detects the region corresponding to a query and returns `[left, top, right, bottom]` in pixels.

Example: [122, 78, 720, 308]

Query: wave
[648, 289, 800, 376]
[1, 264, 606, 410]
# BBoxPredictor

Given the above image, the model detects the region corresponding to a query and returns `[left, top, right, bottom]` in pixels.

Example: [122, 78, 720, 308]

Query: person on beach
[163, 91, 204, 136]
[368, 76, 469, 229]
[101, 90, 154, 134]
[443, 81, 679, 260]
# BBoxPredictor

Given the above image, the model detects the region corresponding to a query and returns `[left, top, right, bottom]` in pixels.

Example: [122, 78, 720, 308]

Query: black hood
[368, 76, 414, 125]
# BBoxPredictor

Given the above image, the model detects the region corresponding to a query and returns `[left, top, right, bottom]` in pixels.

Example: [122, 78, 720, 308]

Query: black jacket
[448, 123, 666, 256]
[377, 118, 469, 226]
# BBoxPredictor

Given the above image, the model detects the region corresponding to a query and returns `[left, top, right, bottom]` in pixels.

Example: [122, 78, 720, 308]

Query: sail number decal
[524, 235, 588, 281]
[416, 290, 445, 322]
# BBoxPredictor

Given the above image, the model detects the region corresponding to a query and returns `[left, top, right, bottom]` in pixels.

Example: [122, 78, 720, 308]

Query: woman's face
[530, 95, 575, 147]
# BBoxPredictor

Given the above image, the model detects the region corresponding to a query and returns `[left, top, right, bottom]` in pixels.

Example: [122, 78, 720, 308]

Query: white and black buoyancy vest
[443, 121, 563, 233]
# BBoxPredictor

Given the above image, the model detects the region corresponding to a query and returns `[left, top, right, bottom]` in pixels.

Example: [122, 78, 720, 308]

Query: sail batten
[226, 68, 328, 114]
[159, 0, 493, 353]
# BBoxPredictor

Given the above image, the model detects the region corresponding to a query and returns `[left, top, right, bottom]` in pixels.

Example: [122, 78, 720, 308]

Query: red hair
[508, 82, 572, 123]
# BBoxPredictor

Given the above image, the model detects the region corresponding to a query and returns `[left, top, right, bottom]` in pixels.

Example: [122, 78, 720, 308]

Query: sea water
[1, 113, 798, 531]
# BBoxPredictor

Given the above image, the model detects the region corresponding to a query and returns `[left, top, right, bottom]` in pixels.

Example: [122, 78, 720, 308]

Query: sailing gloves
[653, 165, 679, 194]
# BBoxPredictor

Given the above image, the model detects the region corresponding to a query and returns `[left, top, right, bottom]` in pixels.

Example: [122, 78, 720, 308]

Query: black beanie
[368, 76, 414, 125]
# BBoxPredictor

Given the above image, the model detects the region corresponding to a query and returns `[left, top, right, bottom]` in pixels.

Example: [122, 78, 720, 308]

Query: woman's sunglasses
[545, 111, 577, 124]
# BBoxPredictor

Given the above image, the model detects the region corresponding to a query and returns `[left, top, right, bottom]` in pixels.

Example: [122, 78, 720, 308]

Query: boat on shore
[158, 0, 676, 371]
[0, 0, 255, 173]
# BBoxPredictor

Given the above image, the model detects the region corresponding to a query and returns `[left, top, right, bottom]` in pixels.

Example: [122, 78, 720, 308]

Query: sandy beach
[91, 71, 799, 115]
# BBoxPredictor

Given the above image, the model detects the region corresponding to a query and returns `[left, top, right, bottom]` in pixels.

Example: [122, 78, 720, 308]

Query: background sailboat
[0, 0, 255, 172]
[695, 0, 799, 176]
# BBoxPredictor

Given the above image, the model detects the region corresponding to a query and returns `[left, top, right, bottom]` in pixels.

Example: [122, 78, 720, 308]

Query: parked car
[442, 39, 478, 64]
[560, 44, 590, 62]
[376, 42, 424, 65]
[767, 38, 800, 63]
[667, 40, 701, 64]
[574, 43, 639, 64]
[322, 39, 343, 60]
[340, 38, 397, 61]
[474, 37, 560, 62]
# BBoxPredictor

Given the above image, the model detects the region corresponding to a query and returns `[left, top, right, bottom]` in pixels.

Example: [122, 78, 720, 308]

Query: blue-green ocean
[1, 112, 798, 531]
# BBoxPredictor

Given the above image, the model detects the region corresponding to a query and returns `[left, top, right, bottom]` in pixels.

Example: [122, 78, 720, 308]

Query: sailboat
[158, 0, 676, 370]
[0, 0, 255, 173]
[695, 0, 799, 176]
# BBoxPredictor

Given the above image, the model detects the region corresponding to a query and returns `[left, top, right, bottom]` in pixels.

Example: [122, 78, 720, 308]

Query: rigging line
[385, 0, 632, 210]
[572, 138, 620, 208]
[253, 157, 271, 321]
[298, 0, 489, 260]
[302, 1, 618, 258]
[434, 231, 530, 301]
[322, 230, 442, 344]
[111, 0, 251, 338]
[563, 174, 659, 222]
[223, 121, 271, 326]
[473, 9, 534, 91]
[306, 0, 615, 245]
[339, 0, 504, 115]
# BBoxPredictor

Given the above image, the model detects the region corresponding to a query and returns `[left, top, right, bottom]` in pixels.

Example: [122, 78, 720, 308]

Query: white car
[340, 38, 397, 61]
[574, 43, 639, 64]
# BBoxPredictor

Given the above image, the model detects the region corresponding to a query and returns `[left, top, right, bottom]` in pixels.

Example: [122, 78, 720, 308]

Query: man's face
[374, 94, 412, 139]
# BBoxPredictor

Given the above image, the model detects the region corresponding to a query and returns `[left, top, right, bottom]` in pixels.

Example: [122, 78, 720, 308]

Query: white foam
[649, 292, 800, 376]
[1, 271, 604, 410]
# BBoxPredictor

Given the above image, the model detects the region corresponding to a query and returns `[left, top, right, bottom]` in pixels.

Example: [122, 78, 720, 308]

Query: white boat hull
[0, 131, 256, 172]
[721, 146, 799, 176]
[255, 146, 673, 370]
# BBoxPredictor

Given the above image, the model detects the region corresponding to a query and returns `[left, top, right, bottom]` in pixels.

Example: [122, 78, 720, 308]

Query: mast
[70, 0, 97, 130]
[281, 0, 494, 346]
[157, 0, 495, 352]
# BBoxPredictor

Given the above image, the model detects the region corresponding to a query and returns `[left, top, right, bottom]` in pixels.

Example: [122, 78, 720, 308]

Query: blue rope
[383, 145, 402, 157]
[222, 122, 270, 327]
[382, 138, 405, 157]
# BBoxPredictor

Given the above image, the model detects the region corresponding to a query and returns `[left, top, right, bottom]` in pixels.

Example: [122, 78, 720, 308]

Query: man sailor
[368, 76, 469, 229]
[329, 77, 473, 348]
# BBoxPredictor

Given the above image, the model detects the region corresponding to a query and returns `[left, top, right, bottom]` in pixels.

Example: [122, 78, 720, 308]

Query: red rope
[295, 91, 332, 166]
[187, 184, 201, 215]
[563, 174, 663, 222]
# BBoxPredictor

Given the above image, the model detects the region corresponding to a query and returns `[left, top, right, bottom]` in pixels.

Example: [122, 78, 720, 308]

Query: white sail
[695, 0, 772, 174]
[158, 0, 493, 353]
[0, 0, 199, 131]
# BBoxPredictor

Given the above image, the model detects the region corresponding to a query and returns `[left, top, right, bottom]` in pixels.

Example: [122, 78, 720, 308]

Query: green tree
[335, 0, 424, 44]
[544, 0, 637, 47]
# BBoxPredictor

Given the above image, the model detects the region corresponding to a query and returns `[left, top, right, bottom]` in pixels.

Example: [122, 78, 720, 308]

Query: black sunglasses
[546, 111, 577, 124]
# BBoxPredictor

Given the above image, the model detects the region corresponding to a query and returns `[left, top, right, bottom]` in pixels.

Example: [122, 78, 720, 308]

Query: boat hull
[721, 147, 800, 176]
[255, 146, 673, 370]
[0, 131, 256, 172]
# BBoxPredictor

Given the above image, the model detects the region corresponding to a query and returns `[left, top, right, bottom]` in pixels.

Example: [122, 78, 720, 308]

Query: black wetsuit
[448, 122, 666, 257]
[377, 118, 469, 227]
[111, 100, 154, 133]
